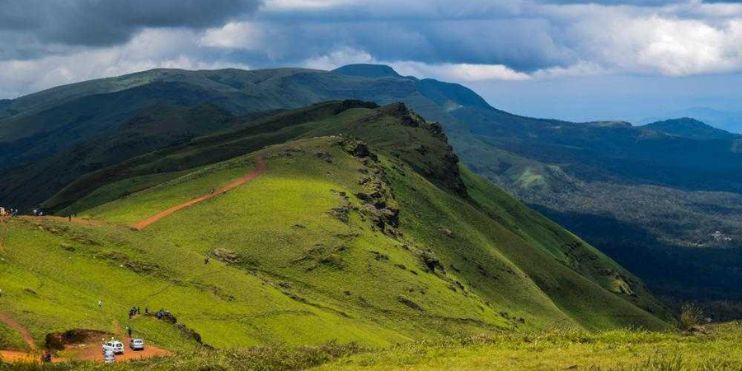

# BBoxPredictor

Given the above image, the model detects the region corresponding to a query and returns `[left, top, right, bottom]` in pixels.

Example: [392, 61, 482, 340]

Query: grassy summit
[1, 102, 671, 364]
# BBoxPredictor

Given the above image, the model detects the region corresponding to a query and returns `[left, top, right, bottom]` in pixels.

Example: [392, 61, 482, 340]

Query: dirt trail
[0, 312, 50, 364]
[0, 312, 36, 351]
[132, 156, 267, 230]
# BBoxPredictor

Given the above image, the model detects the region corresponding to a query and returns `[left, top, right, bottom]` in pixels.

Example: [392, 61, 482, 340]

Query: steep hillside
[0, 102, 670, 361]
[1, 64, 739, 305]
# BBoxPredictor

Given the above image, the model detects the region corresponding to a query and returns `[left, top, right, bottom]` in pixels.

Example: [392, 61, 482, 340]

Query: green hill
[0, 102, 670, 360]
[1, 64, 738, 306]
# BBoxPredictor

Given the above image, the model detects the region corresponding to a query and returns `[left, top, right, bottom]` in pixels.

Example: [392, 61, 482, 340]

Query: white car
[102, 340, 125, 354]
[130, 338, 145, 351]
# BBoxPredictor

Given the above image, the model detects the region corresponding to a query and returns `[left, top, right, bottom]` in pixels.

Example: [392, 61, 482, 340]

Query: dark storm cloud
[0, 0, 740, 98]
[0, 0, 262, 47]
[233, 18, 573, 72]
[242, 0, 741, 74]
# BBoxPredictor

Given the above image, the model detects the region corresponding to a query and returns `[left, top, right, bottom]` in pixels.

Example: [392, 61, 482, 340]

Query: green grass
[84, 138, 512, 339]
[318, 322, 742, 370]
[0, 322, 28, 351]
[5, 324, 740, 370]
[76, 132, 666, 337]
[0, 204, 407, 351]
[0, 103, 676, 366]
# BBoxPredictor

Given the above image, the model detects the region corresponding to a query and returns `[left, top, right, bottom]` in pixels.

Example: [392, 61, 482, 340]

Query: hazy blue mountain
[333, 64, 402, 78]
[642, 107, 742, 134]
[644, 118, 738, 140]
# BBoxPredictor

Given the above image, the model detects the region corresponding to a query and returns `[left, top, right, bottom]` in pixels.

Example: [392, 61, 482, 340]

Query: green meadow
[1, 102, 722, 370]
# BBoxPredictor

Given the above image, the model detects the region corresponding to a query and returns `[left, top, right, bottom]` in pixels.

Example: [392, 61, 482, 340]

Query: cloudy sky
[1, 0, 740, 123]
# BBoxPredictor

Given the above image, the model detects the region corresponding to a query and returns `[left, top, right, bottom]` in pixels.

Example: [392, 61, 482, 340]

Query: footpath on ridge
[132, 156, 267, 230]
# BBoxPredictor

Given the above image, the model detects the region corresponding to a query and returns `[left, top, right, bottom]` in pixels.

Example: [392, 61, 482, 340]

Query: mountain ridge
[1, 64, 739, 306]
[0, 101, 671, 359]
[643, 117, 738, 140]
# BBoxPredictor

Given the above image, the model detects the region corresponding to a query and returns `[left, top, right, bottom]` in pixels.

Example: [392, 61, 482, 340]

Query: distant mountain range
[641, 107, 742, 135]
[1, 64, 740, 307]
[643, 118, 739, 140]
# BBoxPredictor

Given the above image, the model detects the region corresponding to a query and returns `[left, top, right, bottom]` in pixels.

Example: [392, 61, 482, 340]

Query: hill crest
[644, 117, 737, 140]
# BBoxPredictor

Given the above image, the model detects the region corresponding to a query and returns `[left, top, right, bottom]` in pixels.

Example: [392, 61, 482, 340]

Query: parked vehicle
[130, 338, 145, 351]
[102, 340, 125, 354]
[103, 349, 115, 364]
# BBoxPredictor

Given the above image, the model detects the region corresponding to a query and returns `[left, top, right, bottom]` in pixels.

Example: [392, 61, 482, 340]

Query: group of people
[154, 309, 172, 320]
[128, 306, 143, 319]
[0, 207, 18, 217]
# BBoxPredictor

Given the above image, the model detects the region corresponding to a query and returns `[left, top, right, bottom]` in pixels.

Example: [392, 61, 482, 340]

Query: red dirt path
[0, 312, 54, 364]
[132, 156, 266, 230]
[0, 312, 36, 351]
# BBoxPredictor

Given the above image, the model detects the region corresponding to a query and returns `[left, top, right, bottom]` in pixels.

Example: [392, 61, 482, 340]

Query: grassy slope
[83, 138, 666, 334]
[82, 139, 514, 335]
[318, 323, 742, 371]
[80, 105, 667, 330]
[0, 104, 670, 361]
[2, 67, 739, 307]
[6, 325, 739, 370]
[0, 322, 28, 351]
[0, 199, 408, 351]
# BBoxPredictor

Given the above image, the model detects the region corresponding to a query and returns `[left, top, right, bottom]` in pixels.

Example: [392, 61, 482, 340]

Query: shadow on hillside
[533, 206, 742, 317]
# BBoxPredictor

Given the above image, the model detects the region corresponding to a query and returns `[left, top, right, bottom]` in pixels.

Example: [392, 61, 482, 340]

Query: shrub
[680, 303, 704, 329]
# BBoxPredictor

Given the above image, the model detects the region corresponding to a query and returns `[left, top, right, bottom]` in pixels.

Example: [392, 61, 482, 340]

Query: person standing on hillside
[98, 300, 103, 309]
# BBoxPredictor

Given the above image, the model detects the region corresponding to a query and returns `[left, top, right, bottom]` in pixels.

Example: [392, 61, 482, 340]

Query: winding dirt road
[132, 156, 266, 230]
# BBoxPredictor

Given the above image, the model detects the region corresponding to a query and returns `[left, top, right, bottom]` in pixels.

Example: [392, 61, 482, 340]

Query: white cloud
[300, 47, 531, 81]
[199, 21, 264, 49]
[548, 3, 742, 76]
[532, 61, 606, 79]
[263, 0, 358, 10]
[303, 48, 374, 70]
[0, 29, 250, 98]
[393, 62, 531, 81]
[2, 0, 742, 98]
[631, 17, 742, 75]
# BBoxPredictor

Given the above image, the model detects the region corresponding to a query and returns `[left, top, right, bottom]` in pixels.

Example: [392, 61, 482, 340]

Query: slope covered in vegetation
[0, 65, 739, 305]
[0, 102, 670, 364]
